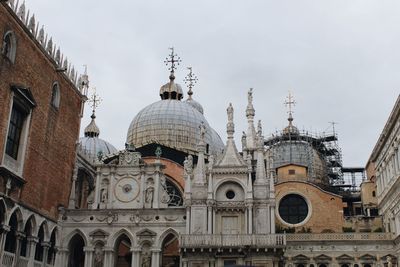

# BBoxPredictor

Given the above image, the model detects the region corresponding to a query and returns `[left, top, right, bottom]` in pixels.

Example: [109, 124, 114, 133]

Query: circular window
[278, 194, 308, 225]
[226, 190, 235, 199]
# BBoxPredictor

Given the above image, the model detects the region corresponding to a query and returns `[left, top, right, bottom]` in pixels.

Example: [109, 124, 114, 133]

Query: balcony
[180, 234, 286, 248]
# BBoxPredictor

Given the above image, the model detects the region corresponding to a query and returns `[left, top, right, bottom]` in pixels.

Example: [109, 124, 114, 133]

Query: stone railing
[180, 234, 286, 248]
[17, 257, 29, 267]
[286, 232, 394, 242]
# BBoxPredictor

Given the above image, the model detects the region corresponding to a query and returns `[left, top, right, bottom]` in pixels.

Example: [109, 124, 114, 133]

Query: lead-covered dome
[126, 99, 224, 155]
[79, 113, 118, 158]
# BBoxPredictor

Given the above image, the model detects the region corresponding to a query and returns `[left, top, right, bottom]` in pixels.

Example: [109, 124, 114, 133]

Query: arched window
[34, 224, 45, 262]
[2, 31, 17, 63]
[50, 82, 60, 109]
[47, 229, 57, 265]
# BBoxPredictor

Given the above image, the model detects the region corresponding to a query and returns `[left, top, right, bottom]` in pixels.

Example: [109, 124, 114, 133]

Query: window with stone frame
[2, 30, 17, 63]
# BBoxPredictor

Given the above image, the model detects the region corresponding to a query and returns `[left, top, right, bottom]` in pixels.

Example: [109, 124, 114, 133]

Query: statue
[257, 120, 262, 135]
[100, 188, 108, 203]
[199, 122, 206, 141]
[93, 244, 104, 267]
[241, 131, 247, 150]
[141, 253, 151, 267]
[184, 155, 193, 176]
[248, 88, 253, 104]
[208, 155, 214, 171]
[160, 176, 171, 204]
[145, 180, 154, 208]
[227, 103, 234, 122]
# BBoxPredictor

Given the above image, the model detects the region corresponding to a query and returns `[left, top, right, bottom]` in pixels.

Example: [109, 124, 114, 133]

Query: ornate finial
[164, 47, 181, 80]
[184, 67, 198, 99]
[257, 120, 262, 136]
[88, 88, 102, 118]
[155, 146, 162, 158]
[284, 91, 296, 124]
[248, 88, 253, 105]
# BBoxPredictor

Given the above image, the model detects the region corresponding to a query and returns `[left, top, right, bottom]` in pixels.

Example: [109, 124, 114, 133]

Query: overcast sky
[25, 0, 399, 167]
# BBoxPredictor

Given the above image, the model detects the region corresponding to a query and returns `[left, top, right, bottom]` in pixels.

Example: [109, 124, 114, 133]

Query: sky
[23, 0, 399, 167]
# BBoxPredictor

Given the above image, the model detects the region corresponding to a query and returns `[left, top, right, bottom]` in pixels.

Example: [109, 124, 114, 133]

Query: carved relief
[145, 178, 154, 208]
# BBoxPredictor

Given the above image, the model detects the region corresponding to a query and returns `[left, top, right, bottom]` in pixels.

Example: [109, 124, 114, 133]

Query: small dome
[126, 100, 224, 155]
[84, 114, 100, 137]
[79, 136, 118, 158]
[159, 73, 183, 100]
[186, 98, 204, 114]
[283, 124, 299, 135]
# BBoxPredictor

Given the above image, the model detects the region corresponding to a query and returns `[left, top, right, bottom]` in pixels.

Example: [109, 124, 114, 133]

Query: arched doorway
[114, 234, 132, 267]
[161, 233, 180, 267]
[68, 234, 85, 267]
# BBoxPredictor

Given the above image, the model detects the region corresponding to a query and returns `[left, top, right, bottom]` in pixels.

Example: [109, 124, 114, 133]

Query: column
[103, 247, 114, 267]
[209, 259, 216, 267]
[131, 248, 141, 267]
[248, 204, 253, 234]
[207, 206, 213, 234]
[140, 169, 146, 208]
[186, 208, 191, 234]
[151, 249, 161, 267]
[153, 165, 161, 209]
[12, 231, 25, 267]
[84, 246, 94, 267]
[182, 259, 188, 267]
[93, 167, 101, 209]
[27, 236, 39, 267]
[54, 248, 68, 267]
[0, 225, 10, 265]
[109, 167, 116, 209]
[270, 205, 276, 233]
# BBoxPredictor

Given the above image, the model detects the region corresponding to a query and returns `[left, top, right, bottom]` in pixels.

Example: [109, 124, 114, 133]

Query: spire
[184, 67, 198, 100]
[84, 88, 101, 138]
[160, 47, 183, 100]
[193, 122, 207, 185]
[216, 103, 247, 167]
[255, 121, 267, 185]
[245, 88, 257, 150]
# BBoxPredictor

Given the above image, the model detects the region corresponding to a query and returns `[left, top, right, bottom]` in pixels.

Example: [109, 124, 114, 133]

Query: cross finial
[88, 87, 102, 117]
[164, 47, 181, 75]
[284, 91, 296, 115]
[184, 67, 198, 99]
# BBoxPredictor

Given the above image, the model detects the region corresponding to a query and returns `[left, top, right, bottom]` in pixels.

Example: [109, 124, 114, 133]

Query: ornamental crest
[119, 151, 142, 166]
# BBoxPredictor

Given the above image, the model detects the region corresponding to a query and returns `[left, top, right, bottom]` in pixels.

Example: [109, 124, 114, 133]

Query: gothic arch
[62, 229, 88, 247]
[157, 228, 179, 248]
[24, 214, 37, 236]
[37, 220, 50, 241]
[49, 225, 60, 247]
[107, 228, 134, 247]
[7, 207, 23, 230]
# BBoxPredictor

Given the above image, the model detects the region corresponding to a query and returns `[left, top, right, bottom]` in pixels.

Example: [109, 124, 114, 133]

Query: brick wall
[0, 3, 83, 220]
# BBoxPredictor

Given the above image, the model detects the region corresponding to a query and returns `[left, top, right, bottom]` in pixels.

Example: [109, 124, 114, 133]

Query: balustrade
[2, 251, 14, 267]
[180, 234, 286, 248]
[17, 256, 29, 267]
[285, 232, 394, 241]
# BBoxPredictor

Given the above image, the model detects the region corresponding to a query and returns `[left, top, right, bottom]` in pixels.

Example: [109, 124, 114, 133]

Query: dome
[126, 99, 224, 155]
[185, 98, 204, 114]
[79, 136, 118, 158]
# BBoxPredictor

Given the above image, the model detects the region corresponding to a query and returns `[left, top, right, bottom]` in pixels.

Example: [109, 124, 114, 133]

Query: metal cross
[164, 47, 181, 72]
[88, 87, 102, 113]
[284, 91, 296, 114]
[184, 67, 198, 90]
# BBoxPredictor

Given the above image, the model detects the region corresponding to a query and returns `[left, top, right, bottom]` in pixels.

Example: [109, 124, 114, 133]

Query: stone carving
[248, 88, 253, 104]
[141, 252, 151, 267]
[100, 188, 108, 203]
[160, 176, 171, 204]
[208, 155, 214, 171]
[227, 103, 234, 122]
[242, 132, 247, 150]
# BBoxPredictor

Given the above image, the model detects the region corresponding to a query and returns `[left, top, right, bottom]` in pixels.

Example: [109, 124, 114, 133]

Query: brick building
[0, 1, 86, 266]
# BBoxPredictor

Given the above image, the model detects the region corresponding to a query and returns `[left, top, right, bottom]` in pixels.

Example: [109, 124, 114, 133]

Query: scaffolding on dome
[263, 126, 363, 191]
